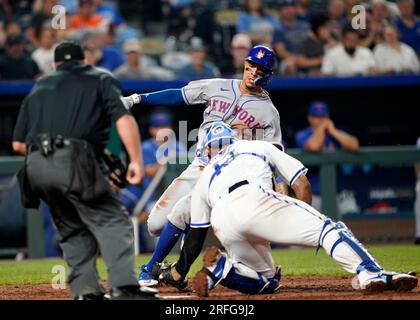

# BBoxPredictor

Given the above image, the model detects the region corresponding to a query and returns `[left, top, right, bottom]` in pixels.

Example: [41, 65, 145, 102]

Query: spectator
[296, 11, 338, 75]
[0, 0, 12, 21]
[360, 0, 392, 49]
[114, 40, 174, 80]
[28, 0, 59, 48]
[118, 110, 187, 252]
[373, 25, 420, 74]
[295, 101, 359, 209]
[81, 30, 125, 72]
[177, 36, 221, 79]
[321, 25, 377, 76]
[236, 0, 281, 45]
[272, 0, 310, 75]
[31, 27, 57, 75]
[70, 0, 105, 31]
[396, 0, 420, 55]
[327, 0, 347, 40]
[296, 0, 312, 22]
[220, 33, 253, 78]
[0, 33, 39, 80]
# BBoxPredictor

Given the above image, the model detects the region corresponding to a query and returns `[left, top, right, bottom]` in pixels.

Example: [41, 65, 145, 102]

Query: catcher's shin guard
[318, 220, 383, 287]
[193, 247, 281, 297]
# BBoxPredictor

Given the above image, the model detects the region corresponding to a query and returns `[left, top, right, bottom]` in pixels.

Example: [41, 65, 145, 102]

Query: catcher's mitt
[159, 263, 190, 292]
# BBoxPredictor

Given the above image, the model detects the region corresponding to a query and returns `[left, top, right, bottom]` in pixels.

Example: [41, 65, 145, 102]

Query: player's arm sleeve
[175, 227, 208, 278]
[100, 74, 131, 122]
[263, 141, 308, 187]
[12, 97, 30, 142]
[139, 89, 187, 106]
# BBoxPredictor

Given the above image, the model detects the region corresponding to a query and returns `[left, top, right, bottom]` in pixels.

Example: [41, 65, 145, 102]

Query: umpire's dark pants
[26, 145, 138, 297]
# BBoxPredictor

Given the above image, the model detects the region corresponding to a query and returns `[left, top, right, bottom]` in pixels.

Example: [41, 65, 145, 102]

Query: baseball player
[159, 122, 418, 296]
[125, 45, 283, 286]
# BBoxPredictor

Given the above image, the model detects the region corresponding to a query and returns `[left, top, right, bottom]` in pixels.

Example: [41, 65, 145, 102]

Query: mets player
[159, 122, 418, 296]
[126, 45, 283, 286]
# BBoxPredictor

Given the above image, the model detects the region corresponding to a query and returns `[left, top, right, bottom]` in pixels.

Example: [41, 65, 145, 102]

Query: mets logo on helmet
[257, 50, 265, 59]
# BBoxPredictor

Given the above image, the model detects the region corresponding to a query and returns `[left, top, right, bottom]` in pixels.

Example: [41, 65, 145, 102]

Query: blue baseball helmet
[245, 45, 276, 86]
[204, 122, 236, 149]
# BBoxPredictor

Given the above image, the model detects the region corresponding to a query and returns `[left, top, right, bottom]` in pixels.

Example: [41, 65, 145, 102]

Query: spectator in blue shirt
[177, 37, 220, 80]
[396, 0, 420, 55]
[295, 101, 359, 209]
[272, 0, 310, 74]
[236, 0, 281, 45]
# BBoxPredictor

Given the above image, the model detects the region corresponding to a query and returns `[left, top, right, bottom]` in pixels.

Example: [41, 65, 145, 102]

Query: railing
[1, 146, 419, 258]
[1, 74, 420, 95]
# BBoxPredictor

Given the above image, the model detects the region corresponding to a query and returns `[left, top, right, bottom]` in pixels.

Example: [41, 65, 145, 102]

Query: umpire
[12, 40, 158, 300]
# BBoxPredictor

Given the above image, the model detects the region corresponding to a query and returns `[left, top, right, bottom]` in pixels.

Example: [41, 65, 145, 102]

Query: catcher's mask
[244, 45, 276, 87]
[204, 122, 237, 157]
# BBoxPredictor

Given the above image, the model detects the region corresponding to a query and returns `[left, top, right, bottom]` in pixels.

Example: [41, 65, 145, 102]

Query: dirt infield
[0, 276, 419, 300]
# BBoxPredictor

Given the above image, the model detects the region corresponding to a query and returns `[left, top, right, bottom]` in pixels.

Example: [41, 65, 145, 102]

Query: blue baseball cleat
[138, 264, 159, 287]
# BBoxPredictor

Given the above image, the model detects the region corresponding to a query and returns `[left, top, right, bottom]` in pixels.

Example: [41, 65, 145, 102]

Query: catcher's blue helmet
[205, 122, 236, 149]
[245, 45, 275, 86]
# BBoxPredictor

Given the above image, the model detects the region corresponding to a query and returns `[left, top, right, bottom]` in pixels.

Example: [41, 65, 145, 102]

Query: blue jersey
[295, 126, 341, 194]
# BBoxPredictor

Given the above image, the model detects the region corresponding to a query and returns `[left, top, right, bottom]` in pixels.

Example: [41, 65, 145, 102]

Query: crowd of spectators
[1, 0, 420, 81]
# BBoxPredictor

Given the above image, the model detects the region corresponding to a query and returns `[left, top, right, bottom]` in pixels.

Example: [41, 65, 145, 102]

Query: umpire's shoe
[110, 285, 160, 300]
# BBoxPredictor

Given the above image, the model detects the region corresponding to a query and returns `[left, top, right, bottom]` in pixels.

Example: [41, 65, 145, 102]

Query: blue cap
[150, 112, 171, 127]
[308, 101, 329, 117]
[245, 45, 275, 72]
[205, 122, 236, 148]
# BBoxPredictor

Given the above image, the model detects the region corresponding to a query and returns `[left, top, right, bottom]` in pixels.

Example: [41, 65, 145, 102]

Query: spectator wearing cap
[31, 27, 58, 75]
[0, 33, 40, 80]
[220, 33, 252, 78]
[373, 25, 420, 74]
[117, 110, 187, 252]
[272, 0, 310, 75]
[295, 12, 338, 75]
[236, 0, 281, 45]
[396, 0, 420, 56]
[177, 37, 221, 80]
[321, 25, 377, 76]
[295, 101, 359, 209]
[114, 40, 174, 80]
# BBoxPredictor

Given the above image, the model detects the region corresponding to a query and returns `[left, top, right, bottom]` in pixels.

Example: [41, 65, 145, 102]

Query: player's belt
[228, 180, 249, 194]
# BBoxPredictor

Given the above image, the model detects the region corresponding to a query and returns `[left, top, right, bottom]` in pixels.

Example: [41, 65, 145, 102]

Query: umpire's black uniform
[12, 41, 156, 300]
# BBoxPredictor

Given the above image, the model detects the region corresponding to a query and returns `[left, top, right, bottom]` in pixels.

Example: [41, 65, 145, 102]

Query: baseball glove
[159, 263, 190, 292]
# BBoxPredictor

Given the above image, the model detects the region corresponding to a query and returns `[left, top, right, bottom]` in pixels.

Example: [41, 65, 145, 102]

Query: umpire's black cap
[54, 40, 85, 63]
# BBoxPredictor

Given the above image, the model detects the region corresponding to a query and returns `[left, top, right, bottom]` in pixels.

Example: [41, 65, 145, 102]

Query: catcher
[159, 122, 418, 296]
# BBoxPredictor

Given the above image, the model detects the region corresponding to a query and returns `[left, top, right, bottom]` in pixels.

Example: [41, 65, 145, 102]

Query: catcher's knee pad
[318, 219, 382, 274]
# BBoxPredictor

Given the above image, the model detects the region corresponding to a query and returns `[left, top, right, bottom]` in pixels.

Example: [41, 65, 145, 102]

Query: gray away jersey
[181, 78, 282, 163]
